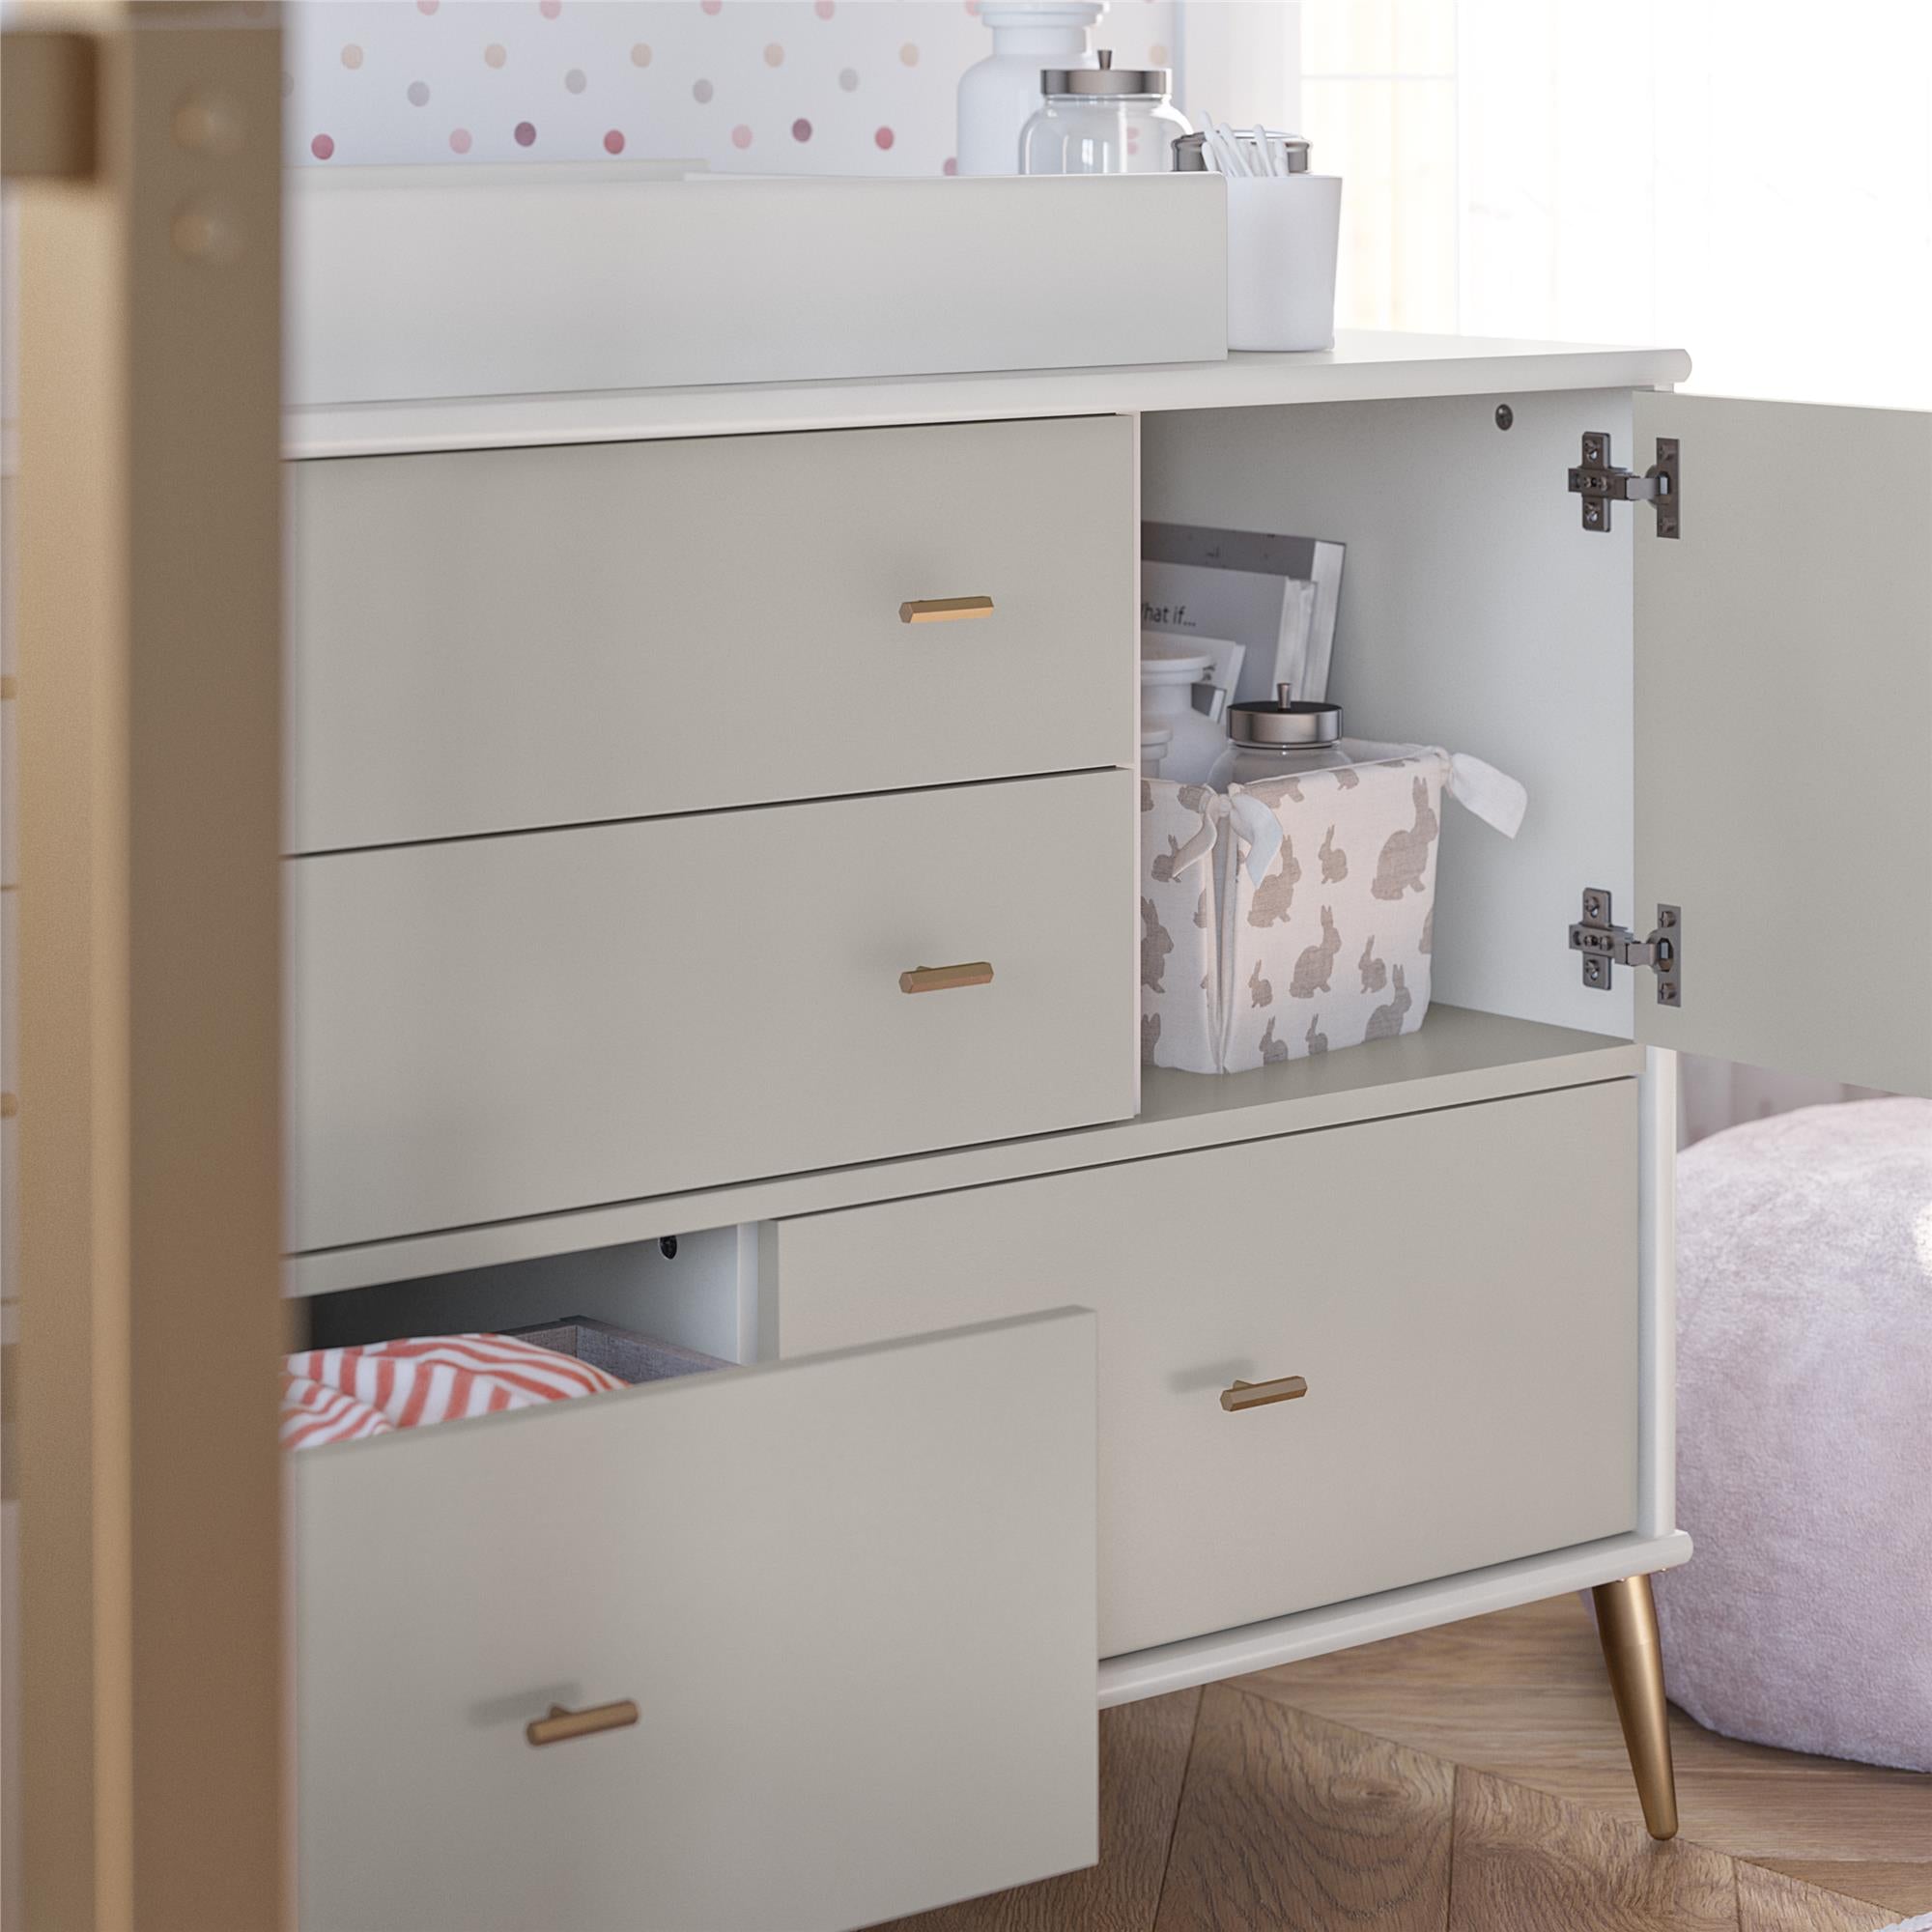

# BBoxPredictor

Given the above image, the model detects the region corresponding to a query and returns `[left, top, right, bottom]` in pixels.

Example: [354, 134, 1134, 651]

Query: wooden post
[9, 6, 285, 1925]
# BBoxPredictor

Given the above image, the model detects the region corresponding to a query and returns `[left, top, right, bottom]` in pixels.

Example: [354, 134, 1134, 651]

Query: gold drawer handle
[1221, 1376, 1308, 1412]
[526, 1699, 640, 1748]
[899, 596, 995, 625]
[899, 961, 995, 995]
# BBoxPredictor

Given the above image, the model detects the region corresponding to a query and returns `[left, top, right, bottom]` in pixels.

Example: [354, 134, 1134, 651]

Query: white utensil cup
[1226, 173, 1341, 353]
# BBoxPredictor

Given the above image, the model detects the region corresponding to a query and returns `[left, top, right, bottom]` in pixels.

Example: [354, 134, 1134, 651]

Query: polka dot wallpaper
[288, 0, 1182, 180]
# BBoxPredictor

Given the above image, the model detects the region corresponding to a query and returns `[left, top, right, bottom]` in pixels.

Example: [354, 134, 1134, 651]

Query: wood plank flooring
[1156, 1692, 1453, 1932]
[1244, 1596, 1932, 1889]
[887, 1689, 1200, 1932]
[874, 1596, 1929, 1932]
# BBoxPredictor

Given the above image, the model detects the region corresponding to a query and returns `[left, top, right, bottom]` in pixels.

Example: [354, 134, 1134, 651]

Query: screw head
[170, 198, 244, 266]
[1494, 404, 1514, 431]
[173, 92, 244, 156]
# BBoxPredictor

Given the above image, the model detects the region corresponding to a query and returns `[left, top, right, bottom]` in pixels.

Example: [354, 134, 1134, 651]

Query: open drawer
[294, 1309, 1097, 1932]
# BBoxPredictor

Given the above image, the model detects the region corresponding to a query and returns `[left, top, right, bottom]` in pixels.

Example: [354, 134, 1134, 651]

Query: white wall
[1173, 1, 1300, 134]
[286, 0, 1181, 178]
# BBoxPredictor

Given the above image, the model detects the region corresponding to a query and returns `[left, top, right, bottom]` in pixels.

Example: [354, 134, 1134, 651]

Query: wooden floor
[880, 1596, 1932, 1932]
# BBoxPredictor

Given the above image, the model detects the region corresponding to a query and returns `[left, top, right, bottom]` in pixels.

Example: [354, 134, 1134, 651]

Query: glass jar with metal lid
[1208, 684, 1349, 787]
[1018, 50, 1192, 175]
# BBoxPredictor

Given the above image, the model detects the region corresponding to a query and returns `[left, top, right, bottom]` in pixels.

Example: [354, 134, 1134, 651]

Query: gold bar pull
[526, 1699, 640, 1748]
[899, 961, 995, 995]
[899, 596, 995, 625]
[1221, 1376, 1308, 1412]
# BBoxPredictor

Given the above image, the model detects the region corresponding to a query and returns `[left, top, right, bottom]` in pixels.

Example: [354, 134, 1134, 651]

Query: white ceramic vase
[1140, 649, 1232, 786]
[956, 1, 1106, 177]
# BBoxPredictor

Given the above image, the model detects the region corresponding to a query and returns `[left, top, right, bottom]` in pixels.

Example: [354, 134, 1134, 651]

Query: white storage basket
[1139, 743, 1525, 1073]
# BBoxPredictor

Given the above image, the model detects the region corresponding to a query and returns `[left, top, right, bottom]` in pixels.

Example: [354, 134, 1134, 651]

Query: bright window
[1301, 0, 1932, 407]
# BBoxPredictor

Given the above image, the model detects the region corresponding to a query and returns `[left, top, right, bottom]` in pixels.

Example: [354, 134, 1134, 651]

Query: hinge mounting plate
[1570, 889, 1682, 1007]
[1568, 433, 1680, 538]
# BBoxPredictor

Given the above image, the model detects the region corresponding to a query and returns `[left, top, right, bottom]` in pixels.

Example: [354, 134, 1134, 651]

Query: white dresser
[282, 333, 1932, 1932]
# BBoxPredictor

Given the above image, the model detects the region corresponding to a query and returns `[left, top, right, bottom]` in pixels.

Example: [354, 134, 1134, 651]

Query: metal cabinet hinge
[1570, 890, 1682, 1007]
[1568, 433, 1680, 538]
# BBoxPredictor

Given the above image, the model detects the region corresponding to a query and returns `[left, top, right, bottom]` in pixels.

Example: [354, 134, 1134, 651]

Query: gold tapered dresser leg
[1592, 1574, 1680, 1840]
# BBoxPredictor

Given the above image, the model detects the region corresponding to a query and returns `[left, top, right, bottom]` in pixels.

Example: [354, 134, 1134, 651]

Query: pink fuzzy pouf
[1654, 1098, 1932, 1772]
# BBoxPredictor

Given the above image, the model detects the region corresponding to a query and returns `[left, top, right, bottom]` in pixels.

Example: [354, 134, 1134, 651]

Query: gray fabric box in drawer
[510, 1316, 730, 1387]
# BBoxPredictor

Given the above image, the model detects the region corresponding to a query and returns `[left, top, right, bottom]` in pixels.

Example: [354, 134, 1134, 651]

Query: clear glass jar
[1017, 51, 1191, 175]
[1207, 687, 1348, 788]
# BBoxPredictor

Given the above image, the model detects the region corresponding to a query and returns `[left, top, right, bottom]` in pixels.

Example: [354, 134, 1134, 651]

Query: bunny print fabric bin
[1139, 745, 1526, 1074]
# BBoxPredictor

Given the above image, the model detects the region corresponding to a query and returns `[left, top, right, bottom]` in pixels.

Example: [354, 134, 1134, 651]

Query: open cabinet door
[1634, 391, 1932, 1094]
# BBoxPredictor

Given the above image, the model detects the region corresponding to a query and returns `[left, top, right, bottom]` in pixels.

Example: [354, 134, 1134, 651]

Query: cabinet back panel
[300, 1226, 748, 1363]
[1142, 389, 1636, 1038]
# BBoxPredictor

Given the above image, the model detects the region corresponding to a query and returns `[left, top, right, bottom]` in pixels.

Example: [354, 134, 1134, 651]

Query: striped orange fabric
[280, 1332, 626, 1451]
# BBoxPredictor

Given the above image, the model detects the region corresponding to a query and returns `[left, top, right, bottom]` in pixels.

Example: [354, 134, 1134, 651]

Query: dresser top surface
[283, 329, 1692, 461]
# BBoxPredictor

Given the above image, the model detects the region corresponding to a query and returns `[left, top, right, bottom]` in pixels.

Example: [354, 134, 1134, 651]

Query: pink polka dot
[630, 43, 652, 65]
[340, 43, 363, 69]
[449, 127, 472, 154]
[604, 128, 625, 155]
[964, 0, 980, 14]
[763, 42, 784, 66]
[484, 43, 507, 68]
[730, 124, 753, 149]
[942, 156, 957, 175]
[814, 0, 834, 15]
[538, 0, 561, 16]
[416, 0, 439, 13]
[874, 126, 895, 151]
[899, 42, 920, 66]
[792, 117, 812, 141]
[700, 0, 723, 13]
[310, 132, 335, 159]
[514, 120, 537, 146]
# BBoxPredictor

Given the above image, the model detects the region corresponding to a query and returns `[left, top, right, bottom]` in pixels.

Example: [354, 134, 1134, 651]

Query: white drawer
[287, 771, 1138, 1252]
[765, 1080, 1640, 1658]
[296, 1309, 1097, 1932]
[287, 416, 1136, 853]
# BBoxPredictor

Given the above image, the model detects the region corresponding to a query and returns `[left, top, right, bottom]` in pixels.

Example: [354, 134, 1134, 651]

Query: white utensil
[1202, 116, 1240, 177]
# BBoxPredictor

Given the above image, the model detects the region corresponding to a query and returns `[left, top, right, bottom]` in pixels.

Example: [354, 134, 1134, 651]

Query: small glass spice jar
[1018, 51, 1192, 176]
[1208, 684, 1348, 787]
